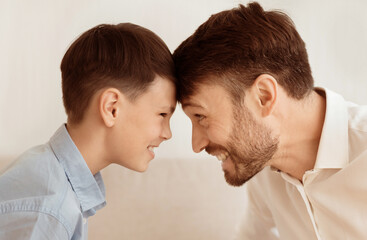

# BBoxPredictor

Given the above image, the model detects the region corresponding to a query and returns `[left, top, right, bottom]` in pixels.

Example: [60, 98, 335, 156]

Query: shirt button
[83, 218, 87, 224]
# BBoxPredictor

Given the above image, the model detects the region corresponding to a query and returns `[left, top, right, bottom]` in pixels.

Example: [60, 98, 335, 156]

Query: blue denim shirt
[0, 125, 106, 240]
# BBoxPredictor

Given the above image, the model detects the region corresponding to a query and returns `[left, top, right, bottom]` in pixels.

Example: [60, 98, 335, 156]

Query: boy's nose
[161, 122, 172, 140]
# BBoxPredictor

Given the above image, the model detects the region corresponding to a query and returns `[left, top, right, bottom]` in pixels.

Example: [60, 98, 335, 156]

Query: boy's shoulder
[0, 143, 67, 198]
[0, 143, 83, 235]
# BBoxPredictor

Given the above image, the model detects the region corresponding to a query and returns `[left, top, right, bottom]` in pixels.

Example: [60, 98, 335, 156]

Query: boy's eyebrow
[161, 106, 176, 113]
[169, 106, 176, 113]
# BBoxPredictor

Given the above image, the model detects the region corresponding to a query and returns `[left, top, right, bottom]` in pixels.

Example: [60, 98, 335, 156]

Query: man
[0, 23, 176, 239]
[173, 2, 367, 239]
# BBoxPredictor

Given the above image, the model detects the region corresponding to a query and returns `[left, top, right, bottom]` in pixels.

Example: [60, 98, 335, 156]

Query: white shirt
[235, 88, 367, 240]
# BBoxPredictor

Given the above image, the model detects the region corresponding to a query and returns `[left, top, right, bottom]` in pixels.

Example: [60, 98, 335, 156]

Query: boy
[0, 23, 176, 239]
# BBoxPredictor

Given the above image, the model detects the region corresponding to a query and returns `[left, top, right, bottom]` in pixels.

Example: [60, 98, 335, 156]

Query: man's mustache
[205, 143, 228, 155]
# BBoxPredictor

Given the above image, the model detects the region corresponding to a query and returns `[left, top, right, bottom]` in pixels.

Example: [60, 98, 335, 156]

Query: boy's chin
[131, 159, 150, 173]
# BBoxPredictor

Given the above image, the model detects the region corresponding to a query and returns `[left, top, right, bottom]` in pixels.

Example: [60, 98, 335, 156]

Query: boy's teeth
[148, 146, 154, 152]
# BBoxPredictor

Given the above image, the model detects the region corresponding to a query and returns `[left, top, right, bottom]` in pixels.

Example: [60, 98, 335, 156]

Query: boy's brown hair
[173, 2, 313, 103]
[61, 23, 175, 123]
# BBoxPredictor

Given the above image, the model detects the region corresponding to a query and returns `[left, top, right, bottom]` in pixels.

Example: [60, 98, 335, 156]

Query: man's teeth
[216, 152, 229, 162]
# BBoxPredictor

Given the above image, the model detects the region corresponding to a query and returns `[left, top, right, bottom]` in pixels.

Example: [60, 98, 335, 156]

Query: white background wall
[1, 0, 366, 160]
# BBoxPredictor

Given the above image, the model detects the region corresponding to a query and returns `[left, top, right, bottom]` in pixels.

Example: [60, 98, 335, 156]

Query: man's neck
[270, 90, 326, 181]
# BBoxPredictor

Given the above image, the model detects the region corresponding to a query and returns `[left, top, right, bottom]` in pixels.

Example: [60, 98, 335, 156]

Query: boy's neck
[66, 121, 109, 175]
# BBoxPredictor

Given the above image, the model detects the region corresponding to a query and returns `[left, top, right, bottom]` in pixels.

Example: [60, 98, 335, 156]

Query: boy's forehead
[132, 75, 176, 110]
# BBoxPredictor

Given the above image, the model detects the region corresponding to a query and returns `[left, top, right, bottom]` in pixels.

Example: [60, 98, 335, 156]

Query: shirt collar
[49, 124, 106, 217]
[313, 87, 349, 169]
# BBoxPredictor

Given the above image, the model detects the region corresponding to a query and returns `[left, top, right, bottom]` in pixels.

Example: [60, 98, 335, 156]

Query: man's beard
[208, 105, 279, 187]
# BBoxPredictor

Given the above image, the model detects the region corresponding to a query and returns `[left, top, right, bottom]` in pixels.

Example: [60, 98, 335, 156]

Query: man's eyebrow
[181, 102, 204, 109]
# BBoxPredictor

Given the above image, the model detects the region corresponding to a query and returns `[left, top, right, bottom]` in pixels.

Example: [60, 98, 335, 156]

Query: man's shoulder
[347, 102, 367, 132]
[346, 102, 367, 162]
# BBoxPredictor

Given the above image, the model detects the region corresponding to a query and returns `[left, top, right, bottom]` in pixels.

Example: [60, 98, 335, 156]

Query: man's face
[182, 83, 278, 186]
[109, 75, 176, 172]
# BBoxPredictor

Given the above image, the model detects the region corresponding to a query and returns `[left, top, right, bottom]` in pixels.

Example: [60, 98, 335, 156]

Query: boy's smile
[110, 75, 176, 172]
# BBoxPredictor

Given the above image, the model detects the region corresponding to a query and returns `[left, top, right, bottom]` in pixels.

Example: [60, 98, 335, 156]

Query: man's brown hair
[173, 2, 313, 103]
[61, 23, 175, 123]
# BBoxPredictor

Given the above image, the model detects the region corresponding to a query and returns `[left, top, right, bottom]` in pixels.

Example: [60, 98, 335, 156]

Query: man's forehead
[181, 83, 229, 110]
[181, 87, 210, 109]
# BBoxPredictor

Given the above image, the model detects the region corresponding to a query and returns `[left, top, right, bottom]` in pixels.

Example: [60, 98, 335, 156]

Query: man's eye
[194, 114, 205, 121]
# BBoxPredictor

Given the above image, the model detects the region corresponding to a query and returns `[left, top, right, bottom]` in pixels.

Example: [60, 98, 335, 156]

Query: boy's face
[109, 76, 176, 172]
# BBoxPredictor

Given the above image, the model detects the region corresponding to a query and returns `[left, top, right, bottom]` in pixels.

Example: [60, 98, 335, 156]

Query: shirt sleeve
[234, 182, 279, 240]
[0, 211, 70, 240]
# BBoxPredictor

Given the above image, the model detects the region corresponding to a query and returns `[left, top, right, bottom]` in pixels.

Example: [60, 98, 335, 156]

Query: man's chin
[224, 170, 249, 187]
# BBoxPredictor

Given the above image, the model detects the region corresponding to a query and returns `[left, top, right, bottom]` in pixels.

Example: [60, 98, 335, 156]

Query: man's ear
[250, 74, 278, 117]
[99, 88, 122, 127]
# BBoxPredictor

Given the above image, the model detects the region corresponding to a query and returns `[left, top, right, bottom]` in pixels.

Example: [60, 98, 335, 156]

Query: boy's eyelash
[160, 113, 167, 117]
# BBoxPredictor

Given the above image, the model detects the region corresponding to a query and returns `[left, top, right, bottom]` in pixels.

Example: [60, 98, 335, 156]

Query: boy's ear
[249, 74, 278, 117]
[99, 88, 122, 127]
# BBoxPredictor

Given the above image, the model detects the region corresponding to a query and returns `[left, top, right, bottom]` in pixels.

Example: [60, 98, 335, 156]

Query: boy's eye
[160, 113, 168, 117]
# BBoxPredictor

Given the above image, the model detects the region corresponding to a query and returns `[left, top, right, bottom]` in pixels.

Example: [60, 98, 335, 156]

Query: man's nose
[192, 125, 209, 153]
